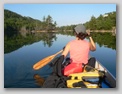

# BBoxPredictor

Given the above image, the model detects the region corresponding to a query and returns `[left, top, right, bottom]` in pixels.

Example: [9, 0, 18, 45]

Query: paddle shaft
[33, 50, 63, 70]
[53, 50, 63, 57]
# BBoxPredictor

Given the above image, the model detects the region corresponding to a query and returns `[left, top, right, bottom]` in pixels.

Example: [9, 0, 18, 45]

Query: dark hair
[73, 29, 88, 40]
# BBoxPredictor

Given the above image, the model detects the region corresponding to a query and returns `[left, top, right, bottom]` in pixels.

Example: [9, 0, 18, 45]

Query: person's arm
[86, 30, 96, 51]
[89, 36, 96, 51]
[61, 43, 70, 58]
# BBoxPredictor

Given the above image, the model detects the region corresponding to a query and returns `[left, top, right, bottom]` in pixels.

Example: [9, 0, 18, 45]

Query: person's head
[73, 24, 88, 40]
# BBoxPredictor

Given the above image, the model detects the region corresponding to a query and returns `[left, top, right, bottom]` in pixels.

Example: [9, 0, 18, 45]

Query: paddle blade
[33, 55, 54, 70]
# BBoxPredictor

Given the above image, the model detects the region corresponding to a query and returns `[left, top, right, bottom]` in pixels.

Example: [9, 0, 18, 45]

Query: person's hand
[86, 30, 91, 36]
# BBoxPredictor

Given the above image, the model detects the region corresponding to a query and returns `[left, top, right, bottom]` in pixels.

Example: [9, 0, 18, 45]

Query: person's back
[69, 39, 89, 64]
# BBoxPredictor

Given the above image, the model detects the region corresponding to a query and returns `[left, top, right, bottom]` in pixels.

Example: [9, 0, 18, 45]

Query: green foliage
[57, 25, 76, 32]
[57, 11, 116, 31]
[4, 9, 57, 37]
[4, 32, 57, 53]
[84, 12, 116, 30]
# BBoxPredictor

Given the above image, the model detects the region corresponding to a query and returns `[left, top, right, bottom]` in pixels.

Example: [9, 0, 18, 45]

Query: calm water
[4, 32, 116, 88]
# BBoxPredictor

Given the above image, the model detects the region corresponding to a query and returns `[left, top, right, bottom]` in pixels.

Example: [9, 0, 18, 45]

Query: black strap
[73, 81, 87, 88]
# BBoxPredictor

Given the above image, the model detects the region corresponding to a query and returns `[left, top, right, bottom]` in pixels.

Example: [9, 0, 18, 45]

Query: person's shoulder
[64, 42, 70, 49]
[83, 39, 89, 42]
[83, 39, 90, 44]
[71, 39, 76, 41]
[68, 39, 76, 44]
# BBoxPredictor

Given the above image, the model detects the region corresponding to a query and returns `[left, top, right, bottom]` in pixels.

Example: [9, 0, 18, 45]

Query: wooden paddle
[33, 50, 63, 70]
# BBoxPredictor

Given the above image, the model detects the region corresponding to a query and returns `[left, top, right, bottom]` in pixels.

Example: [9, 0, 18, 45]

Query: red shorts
[62, 63, 83, 76]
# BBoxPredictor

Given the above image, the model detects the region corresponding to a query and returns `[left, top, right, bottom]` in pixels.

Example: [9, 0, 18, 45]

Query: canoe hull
[95, 60, 116, 88]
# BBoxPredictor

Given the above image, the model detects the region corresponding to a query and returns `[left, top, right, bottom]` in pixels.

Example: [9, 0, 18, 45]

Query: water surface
[4, 32, 116, 88]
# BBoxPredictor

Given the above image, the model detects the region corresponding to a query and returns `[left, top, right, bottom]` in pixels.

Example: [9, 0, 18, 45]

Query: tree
[43, 16, 46, 22]
[45, 15, 53, 31]
[89, 16, 97, 30]
[46, 15, 53, 25]
[96, 15, 104, 30]
[54, 21, 57, 27]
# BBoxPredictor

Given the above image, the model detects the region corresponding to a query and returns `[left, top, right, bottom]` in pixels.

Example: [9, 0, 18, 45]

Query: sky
[4, 4, 116, 26]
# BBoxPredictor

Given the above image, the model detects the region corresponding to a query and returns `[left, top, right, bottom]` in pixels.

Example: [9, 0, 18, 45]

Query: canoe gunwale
[95, 59, 116, 88]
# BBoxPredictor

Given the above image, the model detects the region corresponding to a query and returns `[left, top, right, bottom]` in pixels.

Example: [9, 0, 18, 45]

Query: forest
[4, 9, 116, 37]
[4, 9, 57, 37]
[58, 11, 116, 31]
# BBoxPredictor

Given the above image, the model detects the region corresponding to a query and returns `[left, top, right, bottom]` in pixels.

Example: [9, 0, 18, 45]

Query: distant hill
[84, 11, 116, 30]
[4, 9, 116, 37]
[58, 11, 116, 32]
[4, 9, 57, 37]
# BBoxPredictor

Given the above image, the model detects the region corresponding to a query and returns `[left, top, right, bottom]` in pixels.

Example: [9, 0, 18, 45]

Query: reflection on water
[4, 32, 57, 54]
[90, 32, 116, 50]
[4, 31, 116, 88]
[4, 32, 116, 54]
[33, 74, 45, 87]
